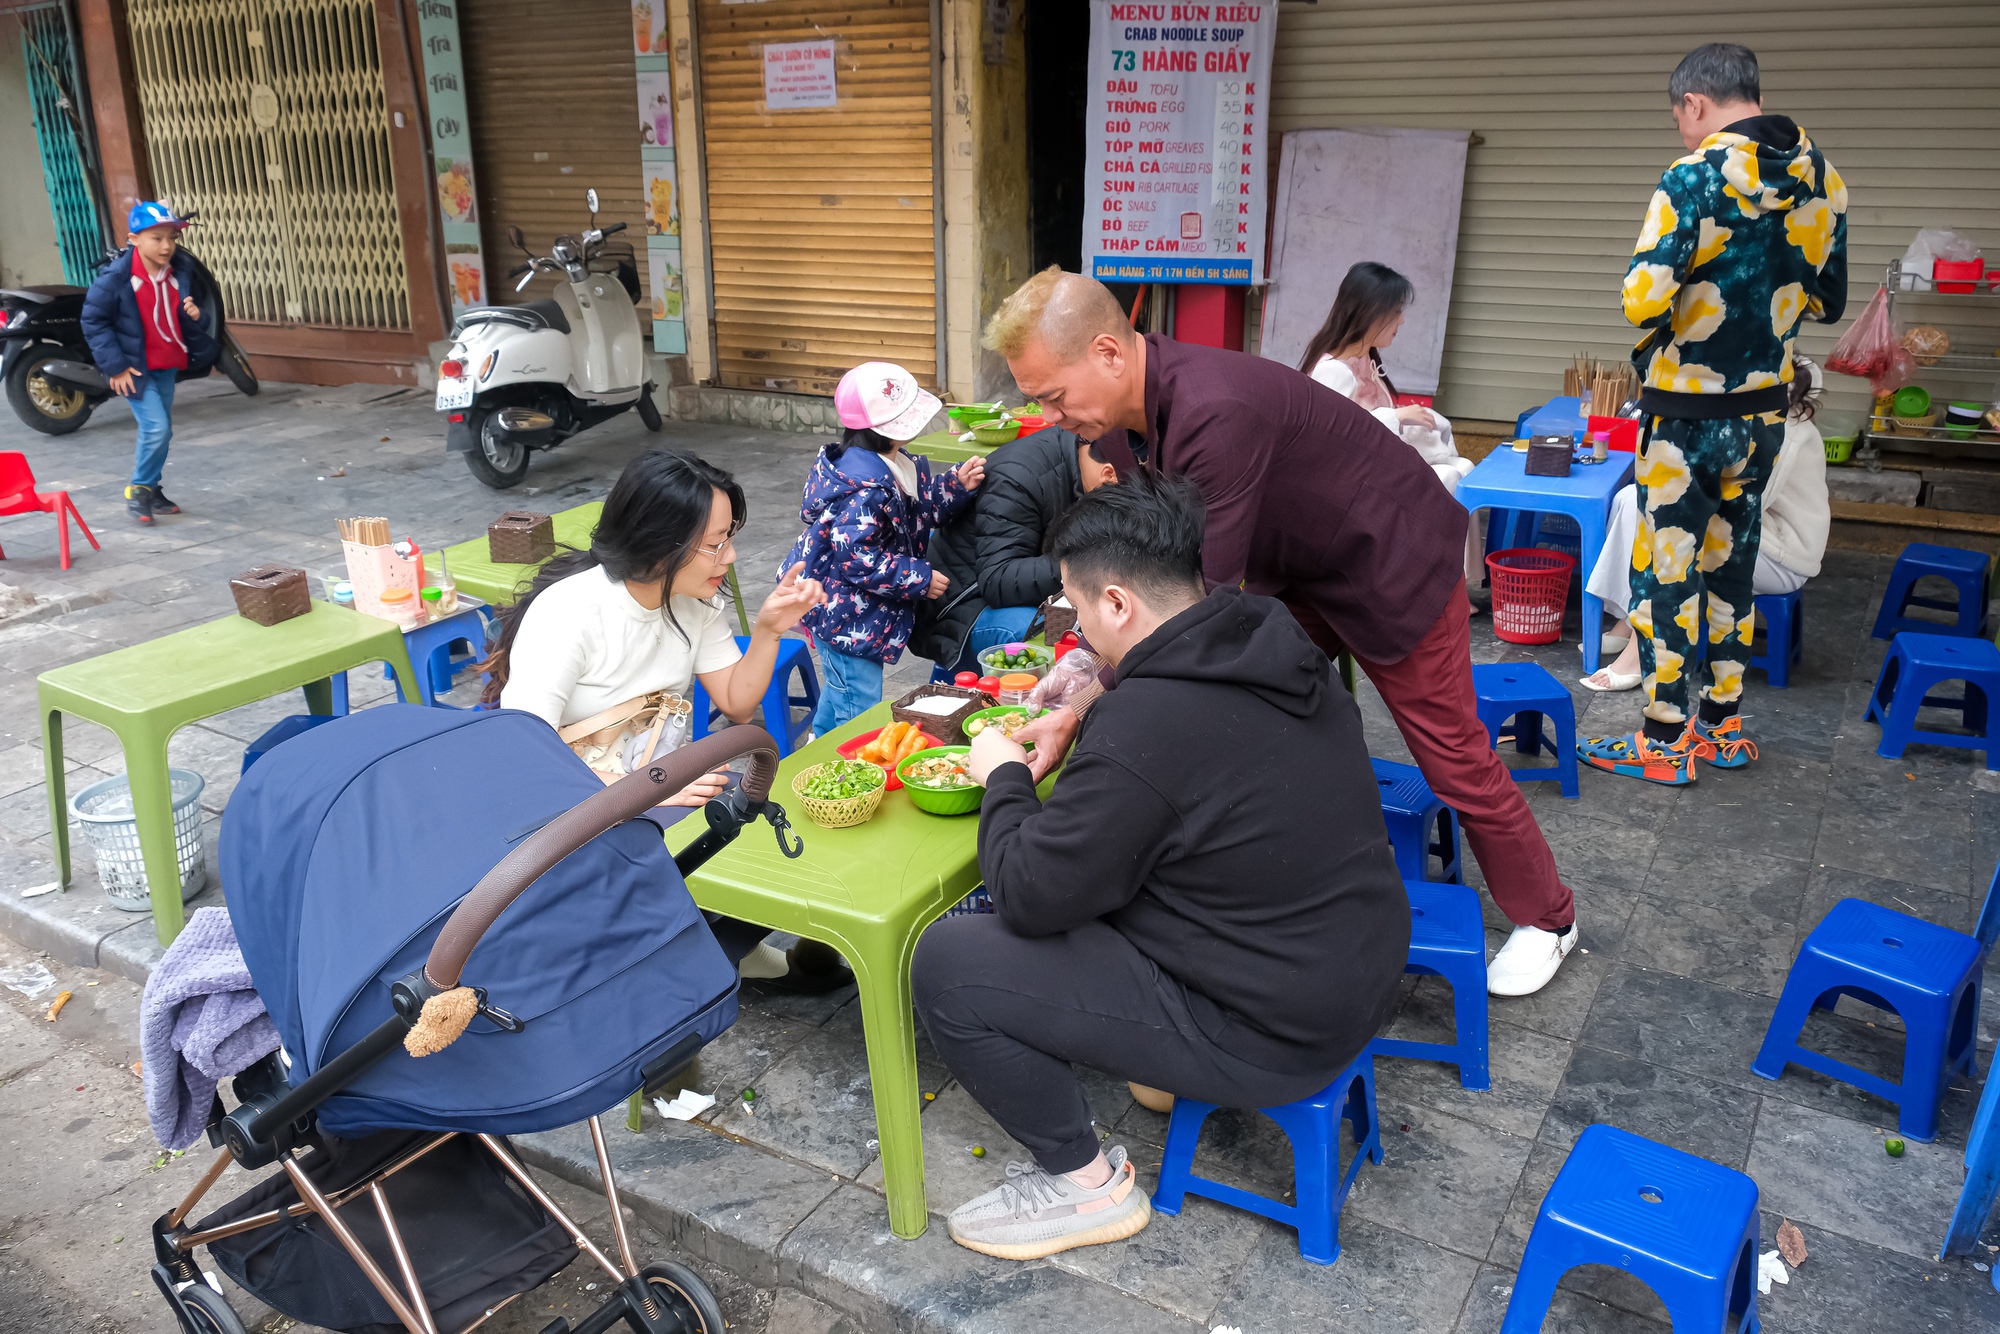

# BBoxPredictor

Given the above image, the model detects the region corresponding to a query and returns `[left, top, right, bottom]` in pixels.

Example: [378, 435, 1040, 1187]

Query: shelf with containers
[1855, 259, 2000, 470]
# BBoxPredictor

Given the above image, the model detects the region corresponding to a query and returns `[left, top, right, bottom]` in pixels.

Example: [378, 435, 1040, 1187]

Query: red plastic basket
[1485, 548, 1577, 644]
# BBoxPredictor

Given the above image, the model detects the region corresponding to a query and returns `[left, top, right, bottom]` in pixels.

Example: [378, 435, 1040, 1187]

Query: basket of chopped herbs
[789, 757, 888, 828]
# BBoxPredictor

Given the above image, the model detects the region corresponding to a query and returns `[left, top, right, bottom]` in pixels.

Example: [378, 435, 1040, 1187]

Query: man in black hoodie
[912, 473, 1410, 1261]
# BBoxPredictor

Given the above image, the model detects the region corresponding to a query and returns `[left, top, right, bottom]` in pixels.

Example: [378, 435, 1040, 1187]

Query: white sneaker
[1487, 923, 1578, 996]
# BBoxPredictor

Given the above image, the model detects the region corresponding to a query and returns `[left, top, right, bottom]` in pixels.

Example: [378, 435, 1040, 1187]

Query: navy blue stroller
[147, 705, 802, 1334]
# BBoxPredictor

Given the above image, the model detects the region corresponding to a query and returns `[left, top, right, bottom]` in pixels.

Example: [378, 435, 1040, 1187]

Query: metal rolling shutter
[697, 0, 937, 395]
[460, 0, 647, 325]
[1268, 0, 2000, 425]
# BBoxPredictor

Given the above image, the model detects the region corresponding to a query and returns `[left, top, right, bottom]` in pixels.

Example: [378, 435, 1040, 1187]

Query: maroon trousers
[1289, 579, 1576, 933]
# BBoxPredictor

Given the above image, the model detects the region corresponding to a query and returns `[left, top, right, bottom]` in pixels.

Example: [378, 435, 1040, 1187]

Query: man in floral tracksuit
[1581, 43, 1846, 786]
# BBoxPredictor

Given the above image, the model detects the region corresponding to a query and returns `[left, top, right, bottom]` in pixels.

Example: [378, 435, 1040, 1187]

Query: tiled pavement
[0, 385, 1996, 1331]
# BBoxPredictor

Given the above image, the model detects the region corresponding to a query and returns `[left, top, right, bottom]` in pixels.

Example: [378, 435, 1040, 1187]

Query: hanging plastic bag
[1898, 229, 1981, 288]
[1826, 286, 1899, 382]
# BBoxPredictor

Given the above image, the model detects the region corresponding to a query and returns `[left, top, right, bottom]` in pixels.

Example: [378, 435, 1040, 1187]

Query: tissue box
[1525, 438, 1573, 477]
[1039, 594, 1076, 643]
[231, 565, 311, 626]
[488, 511, 554, 565]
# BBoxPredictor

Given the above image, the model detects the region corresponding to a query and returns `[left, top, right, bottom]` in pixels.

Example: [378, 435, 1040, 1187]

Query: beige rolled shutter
[1267, 2, 2000, 425]
[697, 0, 938, 395]
[461, 0, 648, 325]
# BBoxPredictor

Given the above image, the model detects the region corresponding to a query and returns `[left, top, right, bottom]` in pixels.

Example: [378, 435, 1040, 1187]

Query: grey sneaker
[946, 1145, 1151, 1260]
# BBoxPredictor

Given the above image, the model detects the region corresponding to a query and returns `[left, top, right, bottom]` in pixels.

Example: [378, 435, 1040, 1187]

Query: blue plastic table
[1455, 447, 1635, 674]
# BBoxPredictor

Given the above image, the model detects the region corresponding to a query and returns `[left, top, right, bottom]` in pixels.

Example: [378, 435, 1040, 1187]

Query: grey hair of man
[1668, 42, 1760, 108]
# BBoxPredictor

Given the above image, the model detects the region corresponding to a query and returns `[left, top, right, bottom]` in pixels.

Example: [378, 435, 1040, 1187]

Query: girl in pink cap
[783, 362, 985, 733]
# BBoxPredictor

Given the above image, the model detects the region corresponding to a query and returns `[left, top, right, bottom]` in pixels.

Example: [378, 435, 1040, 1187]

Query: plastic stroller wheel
[178, 1283, 249, 1334]
[640, 1261, 727, 1333]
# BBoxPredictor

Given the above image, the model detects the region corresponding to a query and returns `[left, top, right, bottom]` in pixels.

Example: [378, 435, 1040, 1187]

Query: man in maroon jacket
[988, 268, 1579, 996]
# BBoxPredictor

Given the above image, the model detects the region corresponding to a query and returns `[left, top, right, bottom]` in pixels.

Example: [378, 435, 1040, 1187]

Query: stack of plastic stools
[1371, 758, 1462, 883]
[1748, 589, 1804, 688]
[1471, 662, 1579, 798]
[1152, 1051, 1382, 1265]
[1871, 542, 1991, 640]
[1502, 1124, 1761, 1334]
[1753, 857, 1997, 1142]
[690, 636, 820, 756]
[1863, 632, 2000, 770]
[240, 714, 340, 773]
[1370, 879, 1491, 1089]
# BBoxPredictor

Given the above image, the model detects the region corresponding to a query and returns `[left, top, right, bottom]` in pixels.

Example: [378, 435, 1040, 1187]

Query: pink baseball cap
[834, 361, 942, 442]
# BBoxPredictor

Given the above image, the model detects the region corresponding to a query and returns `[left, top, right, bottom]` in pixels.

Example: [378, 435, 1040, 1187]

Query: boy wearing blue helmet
[80, 202, 219, 522]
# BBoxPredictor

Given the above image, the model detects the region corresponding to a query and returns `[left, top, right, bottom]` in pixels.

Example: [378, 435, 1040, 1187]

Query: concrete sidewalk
[0, 383, 1997, 1332]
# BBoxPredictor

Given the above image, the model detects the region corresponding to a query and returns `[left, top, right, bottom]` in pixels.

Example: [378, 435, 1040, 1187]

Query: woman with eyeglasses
[483, 447, 825, 800]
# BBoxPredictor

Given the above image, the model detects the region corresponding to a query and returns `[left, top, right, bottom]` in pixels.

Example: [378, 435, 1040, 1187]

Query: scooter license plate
[436, 378, 474, 411]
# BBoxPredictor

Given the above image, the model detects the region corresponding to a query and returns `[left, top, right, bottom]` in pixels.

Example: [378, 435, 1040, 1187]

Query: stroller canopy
[223, 705, 736, 1137]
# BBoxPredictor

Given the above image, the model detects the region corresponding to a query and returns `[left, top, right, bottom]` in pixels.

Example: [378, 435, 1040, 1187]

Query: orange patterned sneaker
[1693, 713, 1759, 769]
[1576, 726, 1699, 786]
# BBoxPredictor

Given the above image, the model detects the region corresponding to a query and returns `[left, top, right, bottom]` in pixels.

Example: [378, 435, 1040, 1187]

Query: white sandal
[1579, 668, 1642, 693]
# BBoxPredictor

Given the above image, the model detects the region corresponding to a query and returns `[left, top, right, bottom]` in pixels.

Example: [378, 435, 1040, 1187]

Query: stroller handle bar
[424, 727, 782, 989]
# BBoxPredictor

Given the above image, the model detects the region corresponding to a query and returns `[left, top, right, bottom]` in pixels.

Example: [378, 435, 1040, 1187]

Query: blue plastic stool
[1749, 589, 1804, 688]
[376, 603, 495, 708]
[1871, 542, 1991, 640]
[1754, 858, 1998, 1143]
[1863, 632, 2000, 771]
[240, 714, 339, 774]
[1370, 879, 1491, 1089]
[1151, 1052, 1382, 1265]
[1503, 1124, 1761, 1334]
[690, 637, 819, 756]
[1942, 1019, 2000, 1259]
[1371, 758, 1462, 882]
[1472, 662, 1579, 798]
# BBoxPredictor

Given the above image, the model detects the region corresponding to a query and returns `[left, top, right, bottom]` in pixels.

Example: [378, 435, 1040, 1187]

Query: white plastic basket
[68, 769, 208, 911]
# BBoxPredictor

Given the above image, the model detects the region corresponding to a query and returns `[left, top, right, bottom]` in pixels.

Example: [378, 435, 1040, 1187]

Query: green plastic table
[437, 502, 605, 606]
[437, 499, 748, 631]
[663, 702, 1051, 1238]
[38, 602, 422, 944]
[906, 430, 983, 467]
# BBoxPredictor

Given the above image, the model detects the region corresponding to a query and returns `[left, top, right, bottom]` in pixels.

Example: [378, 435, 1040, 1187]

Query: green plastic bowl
[947, 402, 1002, 423]
[897, 746, 984, 815]
[968, 418, 1021, 446]
[1891, 385, 1931, 417]
[962, 706, 1035, 747]
[977, 643, 1053, 679]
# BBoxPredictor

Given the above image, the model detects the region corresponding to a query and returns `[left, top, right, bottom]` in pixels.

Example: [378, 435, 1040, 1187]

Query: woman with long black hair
[481, 448, 841, 986]
[1300, 261, 1482, 586]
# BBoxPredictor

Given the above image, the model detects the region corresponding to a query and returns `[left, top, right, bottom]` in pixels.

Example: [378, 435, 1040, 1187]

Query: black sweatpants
[912, 914, 1344, 1174]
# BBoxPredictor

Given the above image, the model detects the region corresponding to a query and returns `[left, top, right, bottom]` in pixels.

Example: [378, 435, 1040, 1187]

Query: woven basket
[790, 762, 886, 828]
[1894, 412, 1938, 434]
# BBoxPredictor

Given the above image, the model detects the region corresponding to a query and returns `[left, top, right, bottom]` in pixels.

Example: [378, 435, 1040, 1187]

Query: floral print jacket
[1622, 115, 1848, 399]
[783, 445, 975, 664]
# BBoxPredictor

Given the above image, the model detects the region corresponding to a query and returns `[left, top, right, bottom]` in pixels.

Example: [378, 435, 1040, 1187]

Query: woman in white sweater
[483, 449, 839, 986]
[1581, 358, 1830, 691]
[1301, 261, 1482, 585]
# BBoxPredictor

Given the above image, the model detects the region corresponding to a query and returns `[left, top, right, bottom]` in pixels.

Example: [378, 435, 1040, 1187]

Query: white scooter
[437, 188, 661, 488]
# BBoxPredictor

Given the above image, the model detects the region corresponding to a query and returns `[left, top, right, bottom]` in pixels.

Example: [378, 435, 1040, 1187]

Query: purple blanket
[141, 906, 280, 1150]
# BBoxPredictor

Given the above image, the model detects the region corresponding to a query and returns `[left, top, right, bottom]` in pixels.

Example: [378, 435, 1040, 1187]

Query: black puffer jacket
[910, 427, 1081, 665]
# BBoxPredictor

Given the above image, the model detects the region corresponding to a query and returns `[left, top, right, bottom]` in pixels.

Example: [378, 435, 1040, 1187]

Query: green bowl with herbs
[977, 642, 1054, 679]
[947, 402, 1002, 424]
[967, 417, 1022, 446]
[790, 758, 887, 828]
[896, 746, 984, 816]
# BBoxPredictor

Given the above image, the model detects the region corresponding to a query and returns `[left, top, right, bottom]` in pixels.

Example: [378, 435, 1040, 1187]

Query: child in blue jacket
[784, 362, 984, 733]
[80, 201, 219, 523]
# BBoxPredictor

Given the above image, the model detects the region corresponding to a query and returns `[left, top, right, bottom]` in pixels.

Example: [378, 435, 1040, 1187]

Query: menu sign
[764, 40, 838, 110]
[1081, 2, 1277, 285]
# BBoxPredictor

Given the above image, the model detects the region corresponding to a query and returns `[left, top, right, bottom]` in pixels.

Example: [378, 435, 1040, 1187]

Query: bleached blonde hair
[982, 266, 1134, 362]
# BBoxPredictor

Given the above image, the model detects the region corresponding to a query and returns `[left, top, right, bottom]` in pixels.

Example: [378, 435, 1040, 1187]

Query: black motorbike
[1, 221, 258, 436]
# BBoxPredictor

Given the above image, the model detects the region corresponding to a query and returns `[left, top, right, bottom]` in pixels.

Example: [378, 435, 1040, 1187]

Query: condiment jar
[1590, 430, 1610, 462]
[975, 675, 1002, 698]
[954, 671, 980, 690]
[420, 585, 444, 622]
[997, 672, 1039, 707]
[330, 580, 355, 608]
[377, 587, 418, 627]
